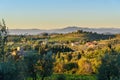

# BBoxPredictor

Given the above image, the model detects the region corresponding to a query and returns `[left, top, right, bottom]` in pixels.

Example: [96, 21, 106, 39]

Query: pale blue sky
[0, 0, 120, 29]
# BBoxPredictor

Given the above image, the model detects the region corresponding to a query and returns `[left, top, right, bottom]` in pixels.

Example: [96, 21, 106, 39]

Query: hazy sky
[0, 0, 120, 29]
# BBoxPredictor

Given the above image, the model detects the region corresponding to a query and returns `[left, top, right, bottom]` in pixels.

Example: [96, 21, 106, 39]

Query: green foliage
[24, 52, 38, 80]
[56, 52, 60, 59]
[0, 59, 25, 80]
[77, 53, 81, 60]
[63, 62, 78, 71]
[52, 45, 73, 53]
[55, 74, 66, 80]
[40, 74, 97, 80]
[1, 20, 120, 80]
[0, 19, 8, 62]
[38, 45, 47, 55]
[37, 54, 54, 80]
[49, 30, 115, 43]
[0, 20, 24, 80]
[41, 33, 48, 36]
[78, 58, 93, 74]
[98, 51, 120, 80]
[0, 62, 15, 80]
[66, 54, 72, 61]
[19, 49, 54, 80]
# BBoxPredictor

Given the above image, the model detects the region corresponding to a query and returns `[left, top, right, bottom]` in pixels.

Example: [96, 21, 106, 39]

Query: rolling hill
[9, 26, 120, 35]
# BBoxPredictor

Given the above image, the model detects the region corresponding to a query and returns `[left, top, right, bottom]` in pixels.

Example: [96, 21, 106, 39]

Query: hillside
[9, 26, 120, 35]
[49, 30, 115, 43]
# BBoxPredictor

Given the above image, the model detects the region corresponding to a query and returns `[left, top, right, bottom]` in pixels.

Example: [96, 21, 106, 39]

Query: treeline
[73, 30, 115, 41]
[49, 30, 115, 43]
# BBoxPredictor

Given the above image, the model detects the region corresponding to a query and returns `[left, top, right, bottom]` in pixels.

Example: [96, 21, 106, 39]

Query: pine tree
[0, 19, 8, 62]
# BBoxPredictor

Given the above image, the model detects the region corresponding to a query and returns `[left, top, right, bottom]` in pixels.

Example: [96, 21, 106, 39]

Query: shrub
[66, 54, 72, 61]
[56, 74, 66, 80]
[63, 62, 78, 71]
[78, 58, 93, 74]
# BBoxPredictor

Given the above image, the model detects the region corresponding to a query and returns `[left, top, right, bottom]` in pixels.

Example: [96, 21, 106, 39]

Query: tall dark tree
[24, 52, 38, 80]
[98, 51, 120, 80]
[0, 19, 8, 62]
[37, 53, 54, 80]
[0, 20, 24, 80]
[0, 19, 8, 80]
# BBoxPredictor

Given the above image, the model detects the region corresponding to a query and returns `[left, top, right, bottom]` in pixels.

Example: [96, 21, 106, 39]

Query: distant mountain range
[9, 26, 120, 35]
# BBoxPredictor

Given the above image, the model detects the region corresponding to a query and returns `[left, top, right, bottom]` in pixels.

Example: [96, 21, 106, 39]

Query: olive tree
[98, 50, 120, 80]
[37, 53, 54, 80]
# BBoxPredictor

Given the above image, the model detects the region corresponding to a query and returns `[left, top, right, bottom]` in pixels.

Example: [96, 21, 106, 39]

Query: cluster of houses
[71, 41, 97, 47]
[85, 41, 98, 48]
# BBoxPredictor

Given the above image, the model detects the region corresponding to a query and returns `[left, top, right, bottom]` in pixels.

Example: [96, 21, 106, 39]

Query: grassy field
[27, 74, 97, 80]
[49, 33, 86, 43]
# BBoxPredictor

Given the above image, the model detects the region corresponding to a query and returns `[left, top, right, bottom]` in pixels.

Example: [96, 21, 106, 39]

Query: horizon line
[9, 26, 120, 30]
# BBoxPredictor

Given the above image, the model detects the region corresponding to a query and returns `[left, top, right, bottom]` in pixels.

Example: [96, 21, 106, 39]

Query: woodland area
[1, 20, 120, 80]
